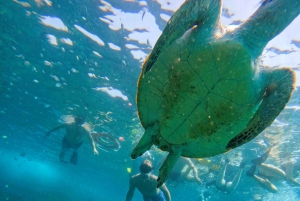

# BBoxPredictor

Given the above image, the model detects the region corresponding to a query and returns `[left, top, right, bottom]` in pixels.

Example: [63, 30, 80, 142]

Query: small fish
[121, 23, 124, 33]
[127, 167, 131, 174]
[146, 39, 151, 47]
[142, 10, 146, 20]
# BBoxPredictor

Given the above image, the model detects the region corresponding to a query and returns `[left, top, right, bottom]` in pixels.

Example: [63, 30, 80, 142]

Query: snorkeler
[250, 149, 285, 181]
[246, 149, 279, 193]
[45, 115, 99, 165]
[126, 160, 171, 201]
[206, 158, 245, 193]
[247, 149, 300, 193]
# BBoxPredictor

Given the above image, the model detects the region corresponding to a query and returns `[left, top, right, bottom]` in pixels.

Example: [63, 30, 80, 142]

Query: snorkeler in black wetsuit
[46, 116, 98, 165]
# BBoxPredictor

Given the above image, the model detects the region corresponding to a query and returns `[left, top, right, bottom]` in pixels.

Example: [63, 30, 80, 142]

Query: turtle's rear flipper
[157, 146, 183, 187]
[251, 149, 271, 165]
[131, 124, 158, 159]
[227, 68, 296, 150]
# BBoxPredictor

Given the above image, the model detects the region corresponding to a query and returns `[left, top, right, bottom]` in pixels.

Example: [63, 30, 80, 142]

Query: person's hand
[94, 149, 99, 155]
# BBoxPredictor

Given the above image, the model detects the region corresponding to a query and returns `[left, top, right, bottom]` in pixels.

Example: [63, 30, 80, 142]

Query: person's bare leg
[225, 162, 245, 192]
[70, 146, 80, 165]
[180, 166, 192, 178]
[284, 161, 300, 186]
[216, 158, 229, 188]
[59, 146, 70, 163]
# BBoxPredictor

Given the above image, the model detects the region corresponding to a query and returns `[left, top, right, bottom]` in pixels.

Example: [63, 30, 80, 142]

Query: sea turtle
[131, 0, 300, 187]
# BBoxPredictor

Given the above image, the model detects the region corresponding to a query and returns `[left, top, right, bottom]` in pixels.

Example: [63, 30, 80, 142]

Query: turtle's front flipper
[227, 68, 296, 149]
[131, 124, 159, 159]
[143, 0, 222, 74]
[157, 145, 183, 187]
[233, 0, 300, 58]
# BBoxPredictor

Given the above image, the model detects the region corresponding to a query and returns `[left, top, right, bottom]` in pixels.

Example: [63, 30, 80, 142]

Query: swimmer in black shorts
[46, 115, 98, 165]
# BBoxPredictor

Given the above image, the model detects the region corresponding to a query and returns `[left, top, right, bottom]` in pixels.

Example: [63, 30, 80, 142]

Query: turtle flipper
[157, 145, 183, 187]
[227, 68, 296, 149]
[233, 0, 300, 58]
[131, 124, 158, 159]
[143, 0, 222, 74]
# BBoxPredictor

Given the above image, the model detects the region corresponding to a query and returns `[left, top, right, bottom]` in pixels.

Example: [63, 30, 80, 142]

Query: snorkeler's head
[140, 160, 152, 174]
[74, 115, 85, 125]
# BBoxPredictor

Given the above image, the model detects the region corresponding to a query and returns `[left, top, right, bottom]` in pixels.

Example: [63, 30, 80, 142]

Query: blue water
[1, 0, 300, 200]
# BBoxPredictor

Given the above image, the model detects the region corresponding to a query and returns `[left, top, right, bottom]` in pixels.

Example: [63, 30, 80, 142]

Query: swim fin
[246, 165, 256, 177]
[70, 152, 78, 165]
[251, 149, 271, 165]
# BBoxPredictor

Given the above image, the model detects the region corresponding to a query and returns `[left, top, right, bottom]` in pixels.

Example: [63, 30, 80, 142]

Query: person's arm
[126, 179, 136, 201]
[160, 183, 171, 201]
[88, 132, 99, 155]
[45, 124, 67, 137]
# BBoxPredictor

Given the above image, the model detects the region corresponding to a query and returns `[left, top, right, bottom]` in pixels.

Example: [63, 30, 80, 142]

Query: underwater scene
[1, 0, 300, 200]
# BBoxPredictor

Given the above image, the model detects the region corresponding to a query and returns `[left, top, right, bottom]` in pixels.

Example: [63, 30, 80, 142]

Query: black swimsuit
[62, 136, 83, 149]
